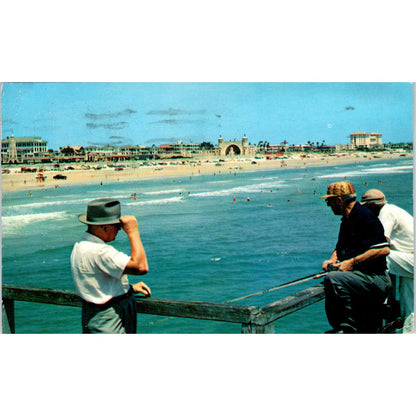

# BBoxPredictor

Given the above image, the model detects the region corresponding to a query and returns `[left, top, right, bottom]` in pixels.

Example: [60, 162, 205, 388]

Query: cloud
[2, 118, 18, 125]
[86, 121, 128, 130]
[85, 108, 137, 120]
[87, 141, 112, 146]
[84, 108, 137, 130]
[144, 135, 206, 145]
[146, 108, 206, 116]
[149, 118, 205, 125]
[87, 138, 127, 146]
[110, 139, 125, 145]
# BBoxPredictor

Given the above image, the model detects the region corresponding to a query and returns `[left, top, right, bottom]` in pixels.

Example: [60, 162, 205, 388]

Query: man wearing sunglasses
[320, 182, 391, 333]
[71, 198, 151, 333]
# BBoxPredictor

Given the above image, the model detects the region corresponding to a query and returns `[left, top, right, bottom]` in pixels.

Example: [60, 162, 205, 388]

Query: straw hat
[320, 181, 356, 200]
[78, 198, 121, 225]
[360, 189, 387, 205]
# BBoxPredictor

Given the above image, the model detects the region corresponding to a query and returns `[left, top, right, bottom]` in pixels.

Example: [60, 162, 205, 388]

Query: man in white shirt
[361, 189, 414, 332]
[71, 198, 150, 333]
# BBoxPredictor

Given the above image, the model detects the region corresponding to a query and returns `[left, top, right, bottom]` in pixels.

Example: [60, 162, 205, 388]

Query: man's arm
[335, 246, 390, 272]
[120, 215, 149, 275]
[333, 205, 390, 272]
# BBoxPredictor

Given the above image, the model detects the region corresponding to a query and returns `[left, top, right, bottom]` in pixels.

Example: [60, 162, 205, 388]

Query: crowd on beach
[1, 151, 412, 194]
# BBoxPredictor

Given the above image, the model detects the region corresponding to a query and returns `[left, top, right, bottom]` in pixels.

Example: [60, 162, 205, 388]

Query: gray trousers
[324, 270, 391, 333]
[82, 293, 137, 334]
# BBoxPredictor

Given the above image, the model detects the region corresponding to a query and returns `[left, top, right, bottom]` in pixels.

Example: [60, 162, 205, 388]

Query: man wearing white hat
[71, 198, 151, 333]
[361, 189, 414, 332]
[320, 181, 391, 333]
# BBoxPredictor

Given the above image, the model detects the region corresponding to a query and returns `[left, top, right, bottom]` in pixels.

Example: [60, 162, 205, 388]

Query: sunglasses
[325, 197, 339, 206]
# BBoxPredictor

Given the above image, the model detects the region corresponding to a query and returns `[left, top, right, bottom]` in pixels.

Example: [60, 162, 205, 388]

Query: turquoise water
[1, 157, 413, 333]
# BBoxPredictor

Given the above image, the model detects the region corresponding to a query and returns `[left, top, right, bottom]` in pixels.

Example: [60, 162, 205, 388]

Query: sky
[1, 82, 413, 151]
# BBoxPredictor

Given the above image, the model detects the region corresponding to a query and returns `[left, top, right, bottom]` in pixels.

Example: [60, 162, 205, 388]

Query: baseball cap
[320, 181, 356, 200]
[360, 189, 387, 205]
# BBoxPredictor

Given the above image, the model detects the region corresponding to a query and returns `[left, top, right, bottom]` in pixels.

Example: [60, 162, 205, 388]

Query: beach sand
[1, 152, 412, 194]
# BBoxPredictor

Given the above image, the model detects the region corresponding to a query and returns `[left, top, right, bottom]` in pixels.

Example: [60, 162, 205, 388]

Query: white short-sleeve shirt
[71, 232, 131, 304]
[379, 203, 414, 254]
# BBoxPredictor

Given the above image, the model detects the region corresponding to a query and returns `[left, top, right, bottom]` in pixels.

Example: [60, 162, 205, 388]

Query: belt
[82, 286, 134, 310]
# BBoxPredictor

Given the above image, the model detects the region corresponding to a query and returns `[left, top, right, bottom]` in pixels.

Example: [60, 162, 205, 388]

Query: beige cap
[360, 189, 387, 205]
[320, 181, 356, 199]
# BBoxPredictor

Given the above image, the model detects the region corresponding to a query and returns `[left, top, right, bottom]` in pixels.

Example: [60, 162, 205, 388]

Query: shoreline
[1, 152, 413, 194]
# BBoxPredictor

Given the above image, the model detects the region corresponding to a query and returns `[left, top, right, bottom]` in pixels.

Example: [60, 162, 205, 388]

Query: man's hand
[120, 215, 139, 235]
[336, 258, 355, 272]
[132, 282, 151, 296]
[322, 260, 334, 272]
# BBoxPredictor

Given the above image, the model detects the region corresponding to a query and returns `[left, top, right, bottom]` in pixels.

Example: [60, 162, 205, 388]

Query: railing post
[241, 308, 275, 333]
[241, 322, 274, 334]
[2, 299, 15, 333]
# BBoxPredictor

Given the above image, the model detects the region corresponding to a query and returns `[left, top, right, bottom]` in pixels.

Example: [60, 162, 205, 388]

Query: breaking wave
[2, 211, 69, 234]
[143, 189, 184, 195]
[191, 180, 287, 197]
[125, 196, 184, 206]
[317, 164, 412, 179]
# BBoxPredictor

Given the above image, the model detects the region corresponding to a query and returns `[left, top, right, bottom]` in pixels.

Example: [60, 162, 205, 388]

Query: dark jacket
[336, 202, 388, 274]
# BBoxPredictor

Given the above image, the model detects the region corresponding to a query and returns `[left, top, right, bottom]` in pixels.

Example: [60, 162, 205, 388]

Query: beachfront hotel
[1, 136, 48, 163]
[350, 132, 383, 149]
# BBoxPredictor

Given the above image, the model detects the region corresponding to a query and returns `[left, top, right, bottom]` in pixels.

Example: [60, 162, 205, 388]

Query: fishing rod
[144, 271, 328, 326]
[225, 271, 328, 304]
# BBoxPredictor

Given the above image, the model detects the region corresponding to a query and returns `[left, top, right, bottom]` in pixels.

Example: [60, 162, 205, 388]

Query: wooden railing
[2, 283, 326, 333]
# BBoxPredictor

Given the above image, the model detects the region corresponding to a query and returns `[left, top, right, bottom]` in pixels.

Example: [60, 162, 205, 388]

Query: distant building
[119, 145, 149, 159]
[265, 143, 288, 155]
[350, 132, 382, 149]
[158, 144, 176, 157]
[217, 134, 254, 156]
[171, 142, 201, 156]
[335, 144, 355, 152]
[1, 135, 47, 162]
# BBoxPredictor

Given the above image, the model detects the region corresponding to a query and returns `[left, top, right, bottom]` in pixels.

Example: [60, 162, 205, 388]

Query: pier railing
[2, 283, 326, 333]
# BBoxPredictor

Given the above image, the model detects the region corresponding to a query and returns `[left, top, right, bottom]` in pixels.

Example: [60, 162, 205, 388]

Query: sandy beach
[1, 152, 412, 194]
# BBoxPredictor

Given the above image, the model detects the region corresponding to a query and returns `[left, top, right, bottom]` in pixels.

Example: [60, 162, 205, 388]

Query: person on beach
[71, 198, 150, 334]
[361, 189, 414, 332]
[320, 181, 391, 333]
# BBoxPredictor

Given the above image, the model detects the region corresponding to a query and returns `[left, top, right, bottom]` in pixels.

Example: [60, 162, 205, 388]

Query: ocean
[1, 157, 413, 334]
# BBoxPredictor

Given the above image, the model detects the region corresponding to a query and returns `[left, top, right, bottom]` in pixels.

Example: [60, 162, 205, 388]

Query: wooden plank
[2, 283, 325, 330]
[136, 297, 259, 324]
[2, 285, 82, 307]
[261, 284, 325, 325]
[2, 285, 259, 324]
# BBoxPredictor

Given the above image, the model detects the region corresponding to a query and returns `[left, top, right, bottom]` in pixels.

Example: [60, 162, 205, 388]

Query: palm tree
[200, 141, 214, 150]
